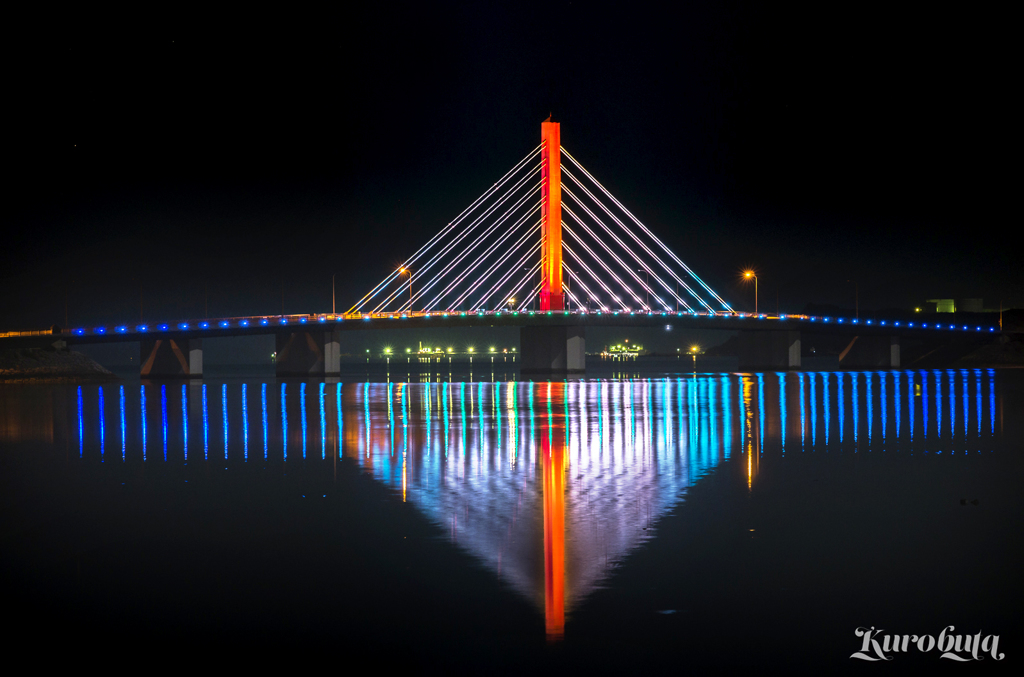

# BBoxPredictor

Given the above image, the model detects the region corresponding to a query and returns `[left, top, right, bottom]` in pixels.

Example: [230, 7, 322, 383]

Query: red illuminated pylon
[539, 119, 563, 311]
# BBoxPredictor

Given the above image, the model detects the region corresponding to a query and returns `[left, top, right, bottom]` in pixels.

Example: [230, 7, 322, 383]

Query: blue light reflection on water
[777, 373, 786, 454]
[319, 383, 326, 460]
[64, 371, 1003, 473]
[221, 384, 228, 460]
[202, 384, 208, 460]
[182, 384, 188, 462]
[893, 372, 900, 442]
[98, 386, 105, 460]
[120, 385, 126, 461]
[948, 370, 956, 444]
[161, 384, 168, 462]
[974, 370, 982, 443]
[242, 383, 248, 460]
[300, 382, 307, 460]
[852, 373, 860, 447]
[989, 369, 996, 435]
[141, 385, 147, 461]
[77, 386, 83, 457]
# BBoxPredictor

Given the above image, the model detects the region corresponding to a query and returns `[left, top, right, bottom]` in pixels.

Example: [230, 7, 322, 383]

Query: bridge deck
[2, 310, 999, 347]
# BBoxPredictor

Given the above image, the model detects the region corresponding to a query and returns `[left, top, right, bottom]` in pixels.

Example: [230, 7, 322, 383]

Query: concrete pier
[520, 325, 585, 374]
[140, 338, 202, 378]
[737, 330, 801, 370]
[839, 335, 900, 368]
[325, 329, 340, 375]
[275, 331, 328, 377]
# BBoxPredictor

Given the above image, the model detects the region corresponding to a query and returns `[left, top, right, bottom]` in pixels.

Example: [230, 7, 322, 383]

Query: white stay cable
[562, 205, 652, 310]
[370, 164, 544, 313]
[464, 237, 541, 310]
[416, 186, 540, 311]
[504, 262, 541, 311]
[348, 145, 541, 314]
[563, 169, 711, 313]
[563, 285, 584, 310]
[561, 237, 631, 311]
[563, 184, 682, 312]
[562, 263, 602, 308]
[562, 147, 734, 312]
[425, 206, 541, 311]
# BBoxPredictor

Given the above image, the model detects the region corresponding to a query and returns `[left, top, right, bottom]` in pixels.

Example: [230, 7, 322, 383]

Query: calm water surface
[2, 369, 1020, 672]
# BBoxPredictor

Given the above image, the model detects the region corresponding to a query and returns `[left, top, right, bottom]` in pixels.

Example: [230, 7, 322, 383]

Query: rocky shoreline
[0, 346, 118, 382]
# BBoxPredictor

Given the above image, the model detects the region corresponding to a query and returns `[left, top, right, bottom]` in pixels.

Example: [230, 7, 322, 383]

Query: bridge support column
[737, 330, 800, 370]
[839, 335, 900, 368]
[276, 331, 328, 377]
[325, 329, 341, 375]
[141, 338, 202, 378]
[520, 326, 585, 375]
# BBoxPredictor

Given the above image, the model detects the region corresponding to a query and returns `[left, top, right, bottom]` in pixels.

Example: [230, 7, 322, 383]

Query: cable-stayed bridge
[348, 120, 732, 318]
[2, 121, 997, 377]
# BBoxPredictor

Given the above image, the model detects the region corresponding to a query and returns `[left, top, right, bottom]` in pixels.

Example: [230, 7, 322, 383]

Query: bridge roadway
[3, 310, 999, 377]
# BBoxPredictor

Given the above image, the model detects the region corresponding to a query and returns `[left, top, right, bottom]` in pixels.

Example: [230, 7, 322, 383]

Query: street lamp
[400, 268, 413, 312]
[332, 272, 337, 315]
[744, 271, 758, 315]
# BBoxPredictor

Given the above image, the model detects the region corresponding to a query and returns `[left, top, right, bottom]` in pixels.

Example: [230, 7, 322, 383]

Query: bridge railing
[2, 309, 999, 340]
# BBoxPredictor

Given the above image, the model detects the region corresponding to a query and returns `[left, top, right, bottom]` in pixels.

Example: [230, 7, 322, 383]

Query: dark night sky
[4, 3, 1017, 332]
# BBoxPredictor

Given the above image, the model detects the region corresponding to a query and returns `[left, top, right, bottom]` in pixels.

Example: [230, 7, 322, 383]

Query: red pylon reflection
[540, 383, 566, 641]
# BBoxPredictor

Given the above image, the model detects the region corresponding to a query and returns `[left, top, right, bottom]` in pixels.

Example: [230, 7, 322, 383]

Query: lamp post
[400, 268, 412, 312]
[744, 271, 758, 315]
[332, 273, 337, 315]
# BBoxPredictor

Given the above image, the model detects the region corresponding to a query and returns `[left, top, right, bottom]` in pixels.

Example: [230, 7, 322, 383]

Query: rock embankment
[0, 346, 117, 381]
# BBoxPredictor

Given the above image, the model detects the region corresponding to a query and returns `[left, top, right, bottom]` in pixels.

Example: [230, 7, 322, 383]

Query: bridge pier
[839, 335, 900, 368]
[737, 330, 801, 370]
[520, 326, 585, 375]
[276, 330, 340, 376]
[325, 329, 340, 375]
[141, 338, 202, 378]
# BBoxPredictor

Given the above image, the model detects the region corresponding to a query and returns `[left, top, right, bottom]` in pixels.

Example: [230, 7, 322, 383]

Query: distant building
[922, 298, 982, 313]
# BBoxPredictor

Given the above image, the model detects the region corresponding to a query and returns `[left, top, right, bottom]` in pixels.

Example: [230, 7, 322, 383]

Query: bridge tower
[539, 118, 563, 311]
